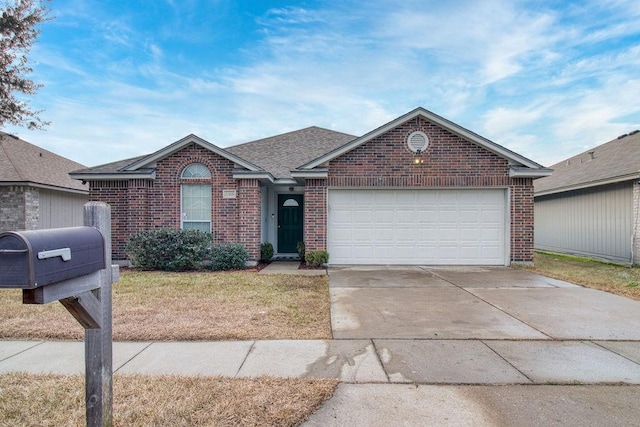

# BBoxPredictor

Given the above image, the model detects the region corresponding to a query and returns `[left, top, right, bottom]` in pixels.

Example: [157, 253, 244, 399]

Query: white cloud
[7, 0, 640, 171]
[483, 106, 546, 136]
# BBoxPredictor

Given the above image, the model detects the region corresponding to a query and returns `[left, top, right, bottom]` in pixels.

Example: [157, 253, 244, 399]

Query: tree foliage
[0, 0, 50, 129]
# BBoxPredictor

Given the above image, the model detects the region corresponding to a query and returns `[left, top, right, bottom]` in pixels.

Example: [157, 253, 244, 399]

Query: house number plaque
[222, 189, 237, 199]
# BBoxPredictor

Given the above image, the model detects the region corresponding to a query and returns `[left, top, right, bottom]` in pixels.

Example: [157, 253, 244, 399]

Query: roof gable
[298, 107, 549, 176]
[123, 134, 263, 173]
[0, 132, 88, 193]
[535, 130, 640, 195]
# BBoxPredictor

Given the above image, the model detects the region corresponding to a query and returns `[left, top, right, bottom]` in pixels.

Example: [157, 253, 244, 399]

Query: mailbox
[0, 226, 105, 289]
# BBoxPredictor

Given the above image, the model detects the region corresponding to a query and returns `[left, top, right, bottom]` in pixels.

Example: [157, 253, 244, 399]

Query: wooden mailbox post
[0, 202, 116, 427]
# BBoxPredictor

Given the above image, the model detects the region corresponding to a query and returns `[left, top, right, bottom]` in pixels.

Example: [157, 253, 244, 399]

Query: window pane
[182, 163, 211, 178]
[183, 222, 211, 232]
[182, 184, 211, 228]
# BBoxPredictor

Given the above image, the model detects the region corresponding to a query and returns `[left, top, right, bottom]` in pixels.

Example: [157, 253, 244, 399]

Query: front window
[181, 164, 212, 232]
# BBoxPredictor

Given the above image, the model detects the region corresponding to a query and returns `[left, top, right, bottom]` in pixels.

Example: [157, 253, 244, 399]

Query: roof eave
[232, 170, 275, 184]
[0, 181, 89, 194]
[535, 173, 639, 197]
[69, 171, 156, 181]
[290, 169, 328, 179]
[509, 167, 553, 178]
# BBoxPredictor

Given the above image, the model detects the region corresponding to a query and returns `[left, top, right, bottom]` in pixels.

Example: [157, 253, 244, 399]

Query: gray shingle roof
[0, 132, 88, 192]
[226, 126, 356, 179]
[534, 130, 640, 195]
[70, 155, 149, 175]
[72, 126, 357, 180]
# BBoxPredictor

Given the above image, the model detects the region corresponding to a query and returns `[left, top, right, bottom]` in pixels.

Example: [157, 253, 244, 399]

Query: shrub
[210, 243, 249, 271]
[296, 241, 305, 260]
[125, 229, 211, 271]
[305, 250, 329, 267]
[260, 242, 274, 262]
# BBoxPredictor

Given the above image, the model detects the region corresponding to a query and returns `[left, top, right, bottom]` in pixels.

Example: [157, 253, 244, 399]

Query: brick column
[510, 178, 534, 263]
[304, 178, 327, 252]
[1, 186, 27, 231]
[238, 179, 261, 261]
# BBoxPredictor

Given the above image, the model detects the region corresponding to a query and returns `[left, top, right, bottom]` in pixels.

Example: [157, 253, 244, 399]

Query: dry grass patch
[0, 271, 331, 341]
[521, 252, 640, 301]
[0, 373, 337, 427]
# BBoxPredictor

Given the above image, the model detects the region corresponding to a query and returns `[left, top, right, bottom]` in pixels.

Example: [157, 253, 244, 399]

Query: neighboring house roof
[226, 126, 356, 179]
[296, 107, 551, 179]
[0, 131, 88, 193]
[534, 130, 640, 196]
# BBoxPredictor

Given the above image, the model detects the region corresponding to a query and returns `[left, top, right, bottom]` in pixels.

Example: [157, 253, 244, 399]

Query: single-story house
[70, 107, 551, 265]
[0, 132, 89, 232]
[534, 130, 640, 264]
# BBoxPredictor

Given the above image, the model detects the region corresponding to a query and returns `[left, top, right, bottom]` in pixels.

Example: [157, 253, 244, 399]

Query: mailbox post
[0, 202, 115, 427]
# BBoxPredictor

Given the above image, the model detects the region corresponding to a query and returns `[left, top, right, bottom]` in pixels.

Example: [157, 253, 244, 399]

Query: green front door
[278, 194, 304, 254]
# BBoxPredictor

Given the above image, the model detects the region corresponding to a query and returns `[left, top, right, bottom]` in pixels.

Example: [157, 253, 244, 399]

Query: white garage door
[328, 189, 507, 265]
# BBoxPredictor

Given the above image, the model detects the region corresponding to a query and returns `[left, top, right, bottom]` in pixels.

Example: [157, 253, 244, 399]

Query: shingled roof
[226, 126, 356, 179]
[0, 132, 88, 193]
[72, 126, 357, 180]
[534, 130, 640, 195]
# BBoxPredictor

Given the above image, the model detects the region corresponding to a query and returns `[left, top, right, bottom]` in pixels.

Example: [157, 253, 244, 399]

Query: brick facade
[238, 179, 261, 260]
[87, 116, 536, 264]
[89, 143, 261, 261]
[303, 179, 327, 251]
[0, 185, 39, 232]
[309, 116, 535, 263]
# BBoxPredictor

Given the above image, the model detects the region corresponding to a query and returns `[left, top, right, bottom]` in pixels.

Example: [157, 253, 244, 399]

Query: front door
[278, 194, 304, 254]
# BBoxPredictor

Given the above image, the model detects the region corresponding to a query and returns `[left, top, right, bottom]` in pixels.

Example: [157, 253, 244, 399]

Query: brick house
[1, 132, 89, 232]
[70, 108, 551, 265]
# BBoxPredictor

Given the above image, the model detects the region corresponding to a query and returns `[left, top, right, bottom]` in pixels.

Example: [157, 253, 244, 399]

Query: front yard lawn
[0, 373, 337, 427]
[0, 271, 334, 426]
[522, 251, 640, 301]
[0, 271, 332, 341]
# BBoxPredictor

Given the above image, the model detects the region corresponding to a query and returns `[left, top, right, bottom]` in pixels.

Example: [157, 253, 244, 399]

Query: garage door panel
[396, 210, 418, 223]
[328, 189, 506, 265]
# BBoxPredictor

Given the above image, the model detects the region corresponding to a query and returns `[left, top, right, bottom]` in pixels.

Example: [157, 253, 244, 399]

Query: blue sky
[5, 0, 640, 167]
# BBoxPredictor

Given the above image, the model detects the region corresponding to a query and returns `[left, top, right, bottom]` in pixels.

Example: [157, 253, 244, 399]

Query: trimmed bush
[296, 241, 305, 260]
[125, 229, 212, 271]
[305, 250, 329, 267]
[260, 242, 274, 262]
[210, 243, 249, 271]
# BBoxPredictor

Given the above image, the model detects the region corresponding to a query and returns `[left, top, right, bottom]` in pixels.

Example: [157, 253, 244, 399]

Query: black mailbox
[0, 226, 105, 289]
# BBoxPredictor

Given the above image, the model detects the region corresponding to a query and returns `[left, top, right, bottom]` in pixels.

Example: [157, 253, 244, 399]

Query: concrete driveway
[330, 266, 640, 340]
[327, 266, 640, 385]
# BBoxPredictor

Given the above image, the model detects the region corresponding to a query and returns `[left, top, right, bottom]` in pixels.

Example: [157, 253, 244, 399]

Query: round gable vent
[407, 131, 429, 153]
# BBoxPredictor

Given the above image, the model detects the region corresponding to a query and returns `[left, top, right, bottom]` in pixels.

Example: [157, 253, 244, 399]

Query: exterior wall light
[413, 149, 424, 164]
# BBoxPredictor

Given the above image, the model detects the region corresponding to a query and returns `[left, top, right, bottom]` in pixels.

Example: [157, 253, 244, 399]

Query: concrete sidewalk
[2, 338, 639, 384]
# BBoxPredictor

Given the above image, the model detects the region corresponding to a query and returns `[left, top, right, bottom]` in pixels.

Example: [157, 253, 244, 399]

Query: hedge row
[125, 229, 248, 271]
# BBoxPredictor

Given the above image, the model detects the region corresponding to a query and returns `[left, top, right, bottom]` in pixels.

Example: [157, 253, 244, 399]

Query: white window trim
[180, 183, 212, 232]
